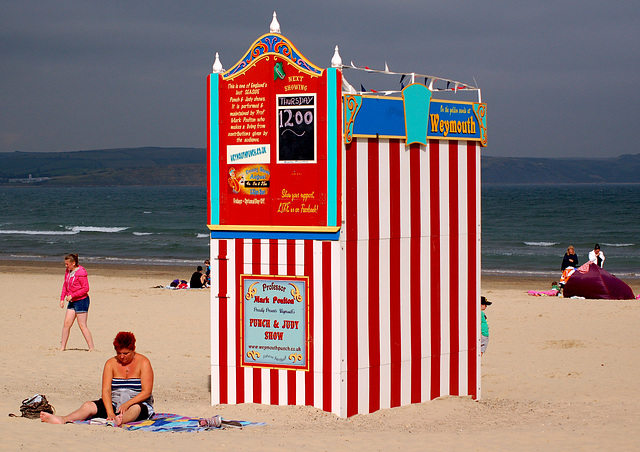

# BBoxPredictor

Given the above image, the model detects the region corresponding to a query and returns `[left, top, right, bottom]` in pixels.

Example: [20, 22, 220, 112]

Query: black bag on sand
[9, 394, 55, 419]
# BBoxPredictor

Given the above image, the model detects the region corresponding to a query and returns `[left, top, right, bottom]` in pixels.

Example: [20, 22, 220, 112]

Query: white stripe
[210, 240, 220, 405]
[420, 144, 431, 402]
[312, 240, 324, 408]
[242, 239, 254, 402]
[377, 139, 392, 409]
[226, 239, 238, 403]
[398, 141, 412, 406]
[439, 141, 451, 396]
[331, 240, 343, 417]
[457, 145, 470, 395]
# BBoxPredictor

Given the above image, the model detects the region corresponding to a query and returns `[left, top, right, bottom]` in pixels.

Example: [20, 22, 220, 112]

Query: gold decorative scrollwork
[290, 283, 303, 302]
[247, 350, 261, 361]
[474, 103, 488, 147]
[245, 282, 258, 300]
[344, 95, 362, 145]
[288, 353, 303, 363]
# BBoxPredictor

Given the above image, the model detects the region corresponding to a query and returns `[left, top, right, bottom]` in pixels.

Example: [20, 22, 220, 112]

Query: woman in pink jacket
[59, 254, 95, 351]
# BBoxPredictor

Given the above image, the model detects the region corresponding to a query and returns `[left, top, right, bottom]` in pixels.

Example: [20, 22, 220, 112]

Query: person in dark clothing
[189, 266, 206, 288]
[561, 245, 579, 271]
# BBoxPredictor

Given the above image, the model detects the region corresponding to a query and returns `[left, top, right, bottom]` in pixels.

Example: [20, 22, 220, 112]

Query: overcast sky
[2, 0, 639, 158]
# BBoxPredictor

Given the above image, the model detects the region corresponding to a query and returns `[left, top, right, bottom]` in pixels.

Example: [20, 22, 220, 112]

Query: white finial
[270, 11, 281, 34]
[212, 52, 224, 74]
[331, 45, 342, 68]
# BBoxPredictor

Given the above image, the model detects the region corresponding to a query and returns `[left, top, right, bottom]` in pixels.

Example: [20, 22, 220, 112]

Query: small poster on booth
[240, 274, 310, 371]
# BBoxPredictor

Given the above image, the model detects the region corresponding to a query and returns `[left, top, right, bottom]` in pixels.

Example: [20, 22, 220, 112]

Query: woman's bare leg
[40, 401, 98, 424]
[60, 309, 77, 351]
[76, 312, 95, 351]
[115, 404, 142, 426]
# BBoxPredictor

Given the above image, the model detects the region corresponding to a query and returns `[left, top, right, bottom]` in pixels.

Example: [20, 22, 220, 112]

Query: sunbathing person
[41, 331, 154, 426]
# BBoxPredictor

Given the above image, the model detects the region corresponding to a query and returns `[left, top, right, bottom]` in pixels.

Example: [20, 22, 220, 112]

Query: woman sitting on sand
[41, 331, 154, 426]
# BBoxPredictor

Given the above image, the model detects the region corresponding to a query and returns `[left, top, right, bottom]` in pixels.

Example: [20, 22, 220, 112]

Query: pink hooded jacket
[60, 265, 90, 302]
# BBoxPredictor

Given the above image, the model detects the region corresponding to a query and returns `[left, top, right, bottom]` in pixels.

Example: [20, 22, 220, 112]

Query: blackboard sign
[277, 94, 316, 162]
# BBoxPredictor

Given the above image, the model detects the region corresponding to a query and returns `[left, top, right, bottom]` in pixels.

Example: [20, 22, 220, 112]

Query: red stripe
[322, 241, 333, 412]
[269, 240, 279, 404]
[345, 140, 359, 416]
[218, 240, 228, 403]
[286, 240, 297, 405]
[448, 142, 460, 395]
[429, 140, 441, 399]
[367, 138, 381, 413]
[409, 143, 422, 403]
[388, 139, 402, 408]
[304, 240, 315, 405]
[467, 142, 478, 398]
[251, 239, 262, 403]
[235, 238, 245, 403]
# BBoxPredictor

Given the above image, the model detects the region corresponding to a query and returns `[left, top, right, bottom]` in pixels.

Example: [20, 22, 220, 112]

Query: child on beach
[481, 296, 491, 355]
[527, 281, 561, 297]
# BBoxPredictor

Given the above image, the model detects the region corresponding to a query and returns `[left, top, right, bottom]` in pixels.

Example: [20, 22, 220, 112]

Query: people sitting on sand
[189, 266, 207, 288]
[40, 331, 154, 427]
[561, 245, 579, 271]
[588, 243, 605, 267]
[527, 281, 561, 297]
[204, 259, 211, 286]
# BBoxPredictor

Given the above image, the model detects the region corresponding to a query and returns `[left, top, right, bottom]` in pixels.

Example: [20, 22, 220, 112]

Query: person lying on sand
[41, 331, 154, 427]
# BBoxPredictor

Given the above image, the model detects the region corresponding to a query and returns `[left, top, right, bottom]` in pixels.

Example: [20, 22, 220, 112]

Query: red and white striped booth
[207, 20, 486, 418]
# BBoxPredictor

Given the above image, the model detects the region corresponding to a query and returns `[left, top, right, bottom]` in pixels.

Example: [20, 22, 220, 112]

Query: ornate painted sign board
[344, 88, 487, 147]
[240, 274, 310, 371]
[207, 33, 342, 240]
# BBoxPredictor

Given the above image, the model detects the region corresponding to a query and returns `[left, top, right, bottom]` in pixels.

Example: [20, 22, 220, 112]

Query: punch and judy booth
[207, 17, 487, 418]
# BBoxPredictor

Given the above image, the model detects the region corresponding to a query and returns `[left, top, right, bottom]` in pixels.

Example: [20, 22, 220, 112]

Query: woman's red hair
[113, 331, 136, 350]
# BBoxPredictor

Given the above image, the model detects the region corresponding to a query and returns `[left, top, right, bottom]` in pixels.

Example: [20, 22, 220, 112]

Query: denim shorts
[68, 296, 90, 313]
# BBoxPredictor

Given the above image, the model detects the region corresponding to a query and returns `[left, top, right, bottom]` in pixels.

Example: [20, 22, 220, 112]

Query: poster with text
[240, 274, 310, 371]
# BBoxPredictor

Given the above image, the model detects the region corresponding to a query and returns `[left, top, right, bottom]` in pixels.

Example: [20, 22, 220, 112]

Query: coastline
[1, 261, 639, 450]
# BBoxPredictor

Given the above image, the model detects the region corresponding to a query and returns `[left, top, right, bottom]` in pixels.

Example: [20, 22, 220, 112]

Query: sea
[1, 184, 639, 279]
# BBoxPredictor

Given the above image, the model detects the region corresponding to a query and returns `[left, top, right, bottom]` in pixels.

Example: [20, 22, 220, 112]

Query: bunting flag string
[342, 61, 479, 93]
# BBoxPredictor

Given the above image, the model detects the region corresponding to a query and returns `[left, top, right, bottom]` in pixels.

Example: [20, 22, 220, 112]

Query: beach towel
[527, 289, 560, 297]
[74, 413, 265, 432]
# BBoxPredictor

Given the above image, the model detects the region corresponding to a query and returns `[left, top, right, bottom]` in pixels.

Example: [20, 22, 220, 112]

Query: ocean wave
[67, 226, 129, 233]
[197, 233, 209, 238]
[133, 232, 153, 236]
[143, 211, 152, 214]
[523, 241, 559, 247]
[99, 256, 200, 266]
[0, 229, 77, 236]
[482, 268, 558, 277]
[600, 242, 635, 247]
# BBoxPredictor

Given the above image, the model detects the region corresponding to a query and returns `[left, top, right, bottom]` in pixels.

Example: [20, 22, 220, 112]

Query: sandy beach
[2, 261, 639, 451]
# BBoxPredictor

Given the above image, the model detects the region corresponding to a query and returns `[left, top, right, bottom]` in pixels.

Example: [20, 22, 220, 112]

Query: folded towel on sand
[75, 413, 265, 432]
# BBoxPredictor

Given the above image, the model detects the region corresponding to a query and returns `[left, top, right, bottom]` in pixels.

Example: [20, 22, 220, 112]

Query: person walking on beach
[41, 331, 154, 426]
[59, 253, 95, 351]
[481, 296, 491, 355]
[589, 243, 605, 267]
[561, 245, 579, 271]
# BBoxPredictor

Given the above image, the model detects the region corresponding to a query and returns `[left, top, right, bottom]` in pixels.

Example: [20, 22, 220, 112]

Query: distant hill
[1, 147, 639, 186]
[482, 153, 640, 184]
[0, 147, 206, 186]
